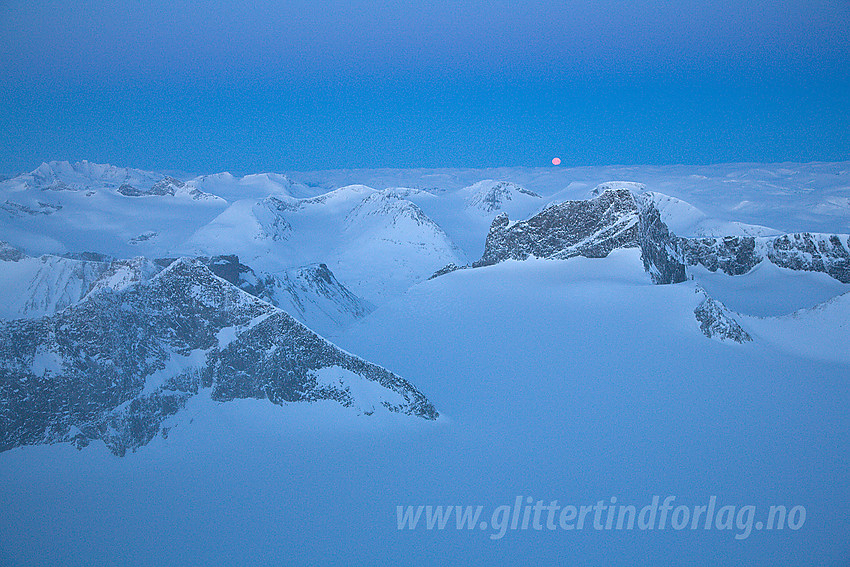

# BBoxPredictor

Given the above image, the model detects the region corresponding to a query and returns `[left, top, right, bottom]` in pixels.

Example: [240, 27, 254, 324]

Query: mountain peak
[474, 187, 639, 267]
[589, 181, 646, 197]
[464, 179, 542, 215]
[0, 253, 437, 455]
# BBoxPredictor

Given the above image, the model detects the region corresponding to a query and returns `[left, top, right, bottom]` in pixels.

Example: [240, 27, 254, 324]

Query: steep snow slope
[385, 179, 546, 259]
[0, 248, 162, 320]
[690, 260, 850, 316]
[742, 290, 850, 364]
[269, 264, 374, 338]
[462, 179, 543, 216]
[199, 255, 373, 337]
[645, 191, 782, 237]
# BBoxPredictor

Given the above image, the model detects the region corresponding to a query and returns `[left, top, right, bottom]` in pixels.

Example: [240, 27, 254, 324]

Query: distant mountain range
[1, 160, 849, 455]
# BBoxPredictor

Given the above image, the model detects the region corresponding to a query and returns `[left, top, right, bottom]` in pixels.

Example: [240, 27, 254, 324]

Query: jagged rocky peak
[636, 196, 688, 285]
[438, 186, 850, 292]
[680, 233, 850, 283]
[0, 257, 437, 456]
[285, 263, 345, 293]
[693, 289, 752, 343]
[638, 195, 850, 284]
[473, 187, 640, 267]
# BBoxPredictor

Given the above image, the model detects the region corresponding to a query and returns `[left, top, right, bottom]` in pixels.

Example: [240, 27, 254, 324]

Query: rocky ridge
[0, 259, 437, 455]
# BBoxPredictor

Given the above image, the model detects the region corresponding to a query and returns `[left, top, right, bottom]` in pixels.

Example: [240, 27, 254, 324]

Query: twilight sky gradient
[1, 0, 848, 174]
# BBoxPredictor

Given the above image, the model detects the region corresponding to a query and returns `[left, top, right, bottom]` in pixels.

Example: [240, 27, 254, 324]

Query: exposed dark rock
[429, 263, 465, 280]
[117, 183, 145, 196]
[118, 177, 214, 201]
[473, 188, 640, 268]
[694, 292, 752, 343]
[148, 176, 185, 196]
[636, 198, 688, 284]
[767, 233, 850, 283]
[0, 241, 26, 262]
[1, 200, 62, 216]
[464, 188, 850, 287]
[0, 259, 435, 455]
[58, 251, 115, 263]
[680, 236, 760, 275]
[677, 233, 850, 283]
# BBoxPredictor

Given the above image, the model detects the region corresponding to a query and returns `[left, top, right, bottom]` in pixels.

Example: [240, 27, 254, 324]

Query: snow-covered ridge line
[180, 184, 465, 303]
[0, 258, 437, 456]
[0, 244, 374, 338]
[0, 243, 164, 320]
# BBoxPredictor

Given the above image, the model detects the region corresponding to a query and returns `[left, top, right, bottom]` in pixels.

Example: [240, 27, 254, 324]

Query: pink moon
[552, 157, 561, 165]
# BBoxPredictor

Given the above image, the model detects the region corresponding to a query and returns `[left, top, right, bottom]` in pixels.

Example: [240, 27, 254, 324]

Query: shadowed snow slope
[0, 259, 436, 457]
[2, 250, 840, 564]
[2, 162, 850, 566]
[0, 249, 162, 320]
[181, 186, 464, 303]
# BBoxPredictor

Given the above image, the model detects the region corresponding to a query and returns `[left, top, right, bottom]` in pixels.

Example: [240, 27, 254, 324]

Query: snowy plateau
[1, 160, 849, 565]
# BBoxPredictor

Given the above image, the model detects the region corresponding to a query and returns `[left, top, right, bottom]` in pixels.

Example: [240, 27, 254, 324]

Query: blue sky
[1, 0, 848, 174]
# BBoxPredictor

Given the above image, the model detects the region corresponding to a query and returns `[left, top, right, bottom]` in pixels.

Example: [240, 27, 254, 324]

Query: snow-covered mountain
[3, 160, 164, 193]
[184, 171, 320, 201]
[0, 162, 229, 258]
[426, 186, 850, 296]
[2, 160, 850, 566]
[181, 185, 465, 302]
[463, 179, 543, 216]
[0, 258, 436, 456]
[0, 243, 162, 320]
[0, 244, 372, 337]
[197, 254, 373, 337]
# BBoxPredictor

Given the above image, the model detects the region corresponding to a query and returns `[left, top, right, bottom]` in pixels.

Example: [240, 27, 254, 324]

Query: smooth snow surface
[2, 250, 848, 565]
[2, 161, 849, 566]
